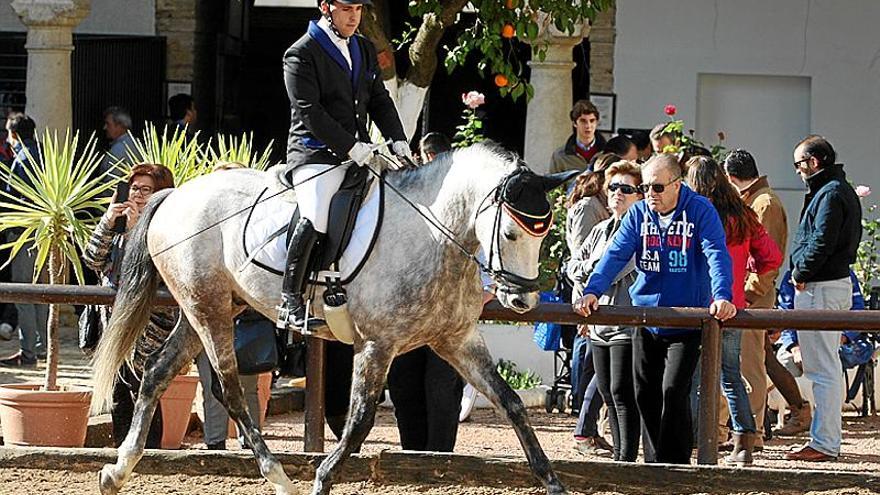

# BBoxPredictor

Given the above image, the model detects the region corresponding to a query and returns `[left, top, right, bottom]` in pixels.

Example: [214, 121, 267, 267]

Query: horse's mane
[388, 141, 519, 193]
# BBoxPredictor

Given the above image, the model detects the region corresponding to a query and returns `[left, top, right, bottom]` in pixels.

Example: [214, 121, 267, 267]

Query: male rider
[279, 0, 409, 330]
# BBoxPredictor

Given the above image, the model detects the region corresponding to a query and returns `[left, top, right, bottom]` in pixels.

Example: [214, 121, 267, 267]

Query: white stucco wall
[0, 0, 155, 35]
[615, 0, 880, 249]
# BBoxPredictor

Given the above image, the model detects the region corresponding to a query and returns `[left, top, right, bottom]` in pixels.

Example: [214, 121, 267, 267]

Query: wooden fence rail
[1, 283, 878, 465]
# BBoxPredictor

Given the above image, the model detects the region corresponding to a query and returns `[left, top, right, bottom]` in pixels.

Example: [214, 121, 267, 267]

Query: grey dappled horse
[90, 143, 574, 495]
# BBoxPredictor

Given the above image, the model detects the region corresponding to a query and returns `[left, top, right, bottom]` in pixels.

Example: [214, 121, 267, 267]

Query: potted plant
[0, 130, 114, 447]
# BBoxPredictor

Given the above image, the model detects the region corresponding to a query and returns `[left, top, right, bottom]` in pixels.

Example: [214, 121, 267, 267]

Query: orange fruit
[505, 0, 517, 9]
[494, 74, 509, 87]
[501, 24, 515, 38]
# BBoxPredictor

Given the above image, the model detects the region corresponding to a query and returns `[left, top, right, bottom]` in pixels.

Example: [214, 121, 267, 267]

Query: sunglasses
[608, 182, 640, 195]
[638, 177, 680, 194]
[793, 157, 811, 170]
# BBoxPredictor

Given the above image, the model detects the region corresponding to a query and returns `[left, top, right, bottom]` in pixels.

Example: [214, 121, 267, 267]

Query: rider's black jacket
[283, 20, 406, 168]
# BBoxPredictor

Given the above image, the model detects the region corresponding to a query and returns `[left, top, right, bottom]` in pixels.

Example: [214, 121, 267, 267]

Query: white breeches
[291, 163, 350, 233]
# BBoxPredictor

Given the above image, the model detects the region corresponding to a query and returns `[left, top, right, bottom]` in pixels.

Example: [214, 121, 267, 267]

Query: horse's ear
[541, 169, 580, 192]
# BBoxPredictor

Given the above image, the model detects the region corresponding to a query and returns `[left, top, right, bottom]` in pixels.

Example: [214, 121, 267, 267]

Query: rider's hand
[348, 141, 372, 167]
[391, 140, 410, 159]
[709, 299, 737, 321]
[573, 294, 599, 317]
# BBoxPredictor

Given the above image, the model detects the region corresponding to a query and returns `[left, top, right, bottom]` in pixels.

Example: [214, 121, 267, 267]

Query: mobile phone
[114, 182, 129, 233]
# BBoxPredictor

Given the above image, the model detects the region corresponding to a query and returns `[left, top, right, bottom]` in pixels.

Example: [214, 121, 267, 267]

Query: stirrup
[276, 298, 326, 335]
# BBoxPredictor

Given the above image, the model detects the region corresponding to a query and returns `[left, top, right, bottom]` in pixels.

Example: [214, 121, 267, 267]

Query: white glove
[391, 140, 411, 158]
[348, 141, 372, 167]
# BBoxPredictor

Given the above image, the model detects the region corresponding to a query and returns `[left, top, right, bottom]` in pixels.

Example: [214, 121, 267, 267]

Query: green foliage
[204, 133, 276, 171]
[856, 201, 880, 291]
[538, 186, 569, 291]
[453, 108, 486, 148]
[409, 0, 610, 103]
[0, 130, 114, 285]
[496, 359, 542, 390]
[660, 108, 728, 163]
[129, 123, 208, 186]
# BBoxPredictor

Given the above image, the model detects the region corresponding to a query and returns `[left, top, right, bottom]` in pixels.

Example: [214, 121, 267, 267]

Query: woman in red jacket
[686, 156, 782, 466]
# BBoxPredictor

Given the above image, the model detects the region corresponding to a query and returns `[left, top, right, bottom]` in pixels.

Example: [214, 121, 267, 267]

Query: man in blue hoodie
[575, 154, 736, 464]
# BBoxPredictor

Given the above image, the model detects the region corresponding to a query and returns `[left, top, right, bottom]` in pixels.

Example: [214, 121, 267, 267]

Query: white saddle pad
[243, 179, 382, 284]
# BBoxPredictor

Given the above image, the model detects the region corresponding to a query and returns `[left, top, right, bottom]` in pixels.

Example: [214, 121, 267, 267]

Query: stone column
[524, 13, 590, 175]
[11, 0, 91, 133]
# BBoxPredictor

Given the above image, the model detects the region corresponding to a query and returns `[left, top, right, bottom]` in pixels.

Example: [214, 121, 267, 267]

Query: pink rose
[856, 185, 872, 198]
[462, 91, 486, 109]
[664, 104, 677, 116]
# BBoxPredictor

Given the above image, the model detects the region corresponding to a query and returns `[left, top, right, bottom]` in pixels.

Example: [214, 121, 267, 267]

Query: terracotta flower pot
[227, 372, 273, 438]
[159, 374, 200, 449]
[0, 383, 92, 447]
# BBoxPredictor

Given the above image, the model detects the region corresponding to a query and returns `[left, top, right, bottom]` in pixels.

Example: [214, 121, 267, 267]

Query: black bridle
[473, 165, 552, 295]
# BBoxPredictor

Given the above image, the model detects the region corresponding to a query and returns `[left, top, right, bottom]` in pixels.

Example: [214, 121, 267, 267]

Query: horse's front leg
[433, 330, 567, 495]
[99, 318, 201, 495]
[311, 339, 394, 495]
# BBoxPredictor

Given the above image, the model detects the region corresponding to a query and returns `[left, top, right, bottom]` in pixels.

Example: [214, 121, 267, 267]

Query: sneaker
[574, 436, 613, 456]
[0, 323, 14, 341]
[0, 351, 38, 368]
[776, 402, 812, 436]
[459, 384, 479, 422]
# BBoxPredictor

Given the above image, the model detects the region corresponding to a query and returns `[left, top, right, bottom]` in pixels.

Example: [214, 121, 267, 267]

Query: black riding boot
[276, 218, 320, 330]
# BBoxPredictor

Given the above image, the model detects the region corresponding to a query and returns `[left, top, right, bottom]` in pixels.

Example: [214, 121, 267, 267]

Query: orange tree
[360, 0, 610, 137]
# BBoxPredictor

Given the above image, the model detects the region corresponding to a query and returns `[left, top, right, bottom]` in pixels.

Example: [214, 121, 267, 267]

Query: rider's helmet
[317, 0, 372, 39]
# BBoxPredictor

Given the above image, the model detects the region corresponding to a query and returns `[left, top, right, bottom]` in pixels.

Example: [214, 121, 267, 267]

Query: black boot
[277, 218, 321, 331]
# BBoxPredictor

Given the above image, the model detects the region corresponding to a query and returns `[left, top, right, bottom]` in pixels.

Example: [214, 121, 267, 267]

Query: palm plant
[128, 122, 208, 186]
[205, 133, 275, 171]
[0, 130, 115, 390]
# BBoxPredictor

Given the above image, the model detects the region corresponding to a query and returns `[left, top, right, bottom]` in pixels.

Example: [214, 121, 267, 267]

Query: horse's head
[475, 165, 579, 313]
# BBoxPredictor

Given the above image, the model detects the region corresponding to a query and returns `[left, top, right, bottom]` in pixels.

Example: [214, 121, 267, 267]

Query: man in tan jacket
[723, 149, 791, 447]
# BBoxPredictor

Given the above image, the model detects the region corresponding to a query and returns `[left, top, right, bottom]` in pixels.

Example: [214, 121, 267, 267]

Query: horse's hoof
[98, 465, 122, 495]
[547, 481, 568, 495]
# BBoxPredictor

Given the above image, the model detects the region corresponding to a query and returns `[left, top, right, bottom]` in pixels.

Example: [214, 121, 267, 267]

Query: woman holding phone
[83, 163, 176, 448]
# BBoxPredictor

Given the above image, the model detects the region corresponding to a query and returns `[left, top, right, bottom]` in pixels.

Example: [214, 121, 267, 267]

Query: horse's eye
[504, 231, 518, 241]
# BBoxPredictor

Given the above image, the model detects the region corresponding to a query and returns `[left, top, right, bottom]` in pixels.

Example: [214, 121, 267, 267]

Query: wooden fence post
[697, 318, 722, 465]
[304, 336, 326, 453]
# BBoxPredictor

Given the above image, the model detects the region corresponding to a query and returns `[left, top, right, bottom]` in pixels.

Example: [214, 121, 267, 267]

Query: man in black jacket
[785, 135, 862, 462]
[278, 0, 409, 330]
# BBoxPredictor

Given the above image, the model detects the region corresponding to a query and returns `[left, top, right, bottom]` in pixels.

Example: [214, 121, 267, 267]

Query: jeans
[794, 277, 852, 457]
[633, 328, 701, 464]
[387, 346, 463, 452]
[593, 342, 640, 461]
[572, 335, 603, 437]
[720, 329, 756, 433]
[7, 231, 47, 360]
[196, 352, 260, 447]
[112, 364, 163, 448]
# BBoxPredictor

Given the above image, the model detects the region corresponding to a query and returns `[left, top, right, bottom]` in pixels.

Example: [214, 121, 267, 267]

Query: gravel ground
[1, 468, 878, 495]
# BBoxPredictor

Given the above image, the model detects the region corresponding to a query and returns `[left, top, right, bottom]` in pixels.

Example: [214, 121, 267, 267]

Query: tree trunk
[361, 0, 469, 140]
[43, 245, 64, 391]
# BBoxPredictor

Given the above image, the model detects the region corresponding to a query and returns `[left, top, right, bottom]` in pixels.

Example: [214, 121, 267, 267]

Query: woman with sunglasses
[563, 152, 620, 455]
[686, 156, 782, 466]
[568, 160, 644, 461]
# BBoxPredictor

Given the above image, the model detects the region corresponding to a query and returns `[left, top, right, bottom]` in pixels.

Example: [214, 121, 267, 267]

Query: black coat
[283, 21, 406, 167]
[790, 164, 862, 284]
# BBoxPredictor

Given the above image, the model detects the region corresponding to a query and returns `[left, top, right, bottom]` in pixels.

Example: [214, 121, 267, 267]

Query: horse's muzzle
[497, 290, 539, 314]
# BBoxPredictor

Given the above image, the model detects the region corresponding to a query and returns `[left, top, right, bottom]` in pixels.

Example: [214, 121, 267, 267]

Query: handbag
[234, 312, 279, 375]
[78, 305, 102, 353]
[533, 291, 562, 351]
[839, 338, 875, 370]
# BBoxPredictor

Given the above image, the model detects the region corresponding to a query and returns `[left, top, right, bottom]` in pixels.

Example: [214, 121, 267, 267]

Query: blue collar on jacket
[307, 20, 363, 91]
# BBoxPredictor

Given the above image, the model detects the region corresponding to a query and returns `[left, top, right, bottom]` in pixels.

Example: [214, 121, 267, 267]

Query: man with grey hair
[575, 153, 735, 464]
[99, 106, 136, 178]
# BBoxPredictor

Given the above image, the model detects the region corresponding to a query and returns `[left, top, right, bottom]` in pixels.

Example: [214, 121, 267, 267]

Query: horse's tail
[90, 188, 175, 415]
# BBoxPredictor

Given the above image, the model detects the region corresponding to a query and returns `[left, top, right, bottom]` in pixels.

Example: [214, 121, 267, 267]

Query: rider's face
[322, 2, 363, 38]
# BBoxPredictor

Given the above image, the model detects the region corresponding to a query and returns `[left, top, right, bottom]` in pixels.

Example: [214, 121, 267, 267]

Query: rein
[366, 155, 548, 296]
